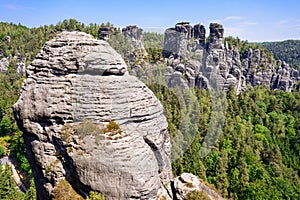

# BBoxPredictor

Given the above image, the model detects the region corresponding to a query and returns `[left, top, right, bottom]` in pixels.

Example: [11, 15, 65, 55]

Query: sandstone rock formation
[0, 57, 9, 72]
[122, 25, 148, 69]
[98, 26, 112, 40]
[122, 25, 146, 54]
[157, 173, 224, 200]
[163, 22, 192, 58]
[16, 62, 26, 75]
[193, 24, 206, 47]
[0, 57, 26, 74]
[14, 31, 173, 200]
[162, 22, 299, 92]
[174, 173, 224, 200]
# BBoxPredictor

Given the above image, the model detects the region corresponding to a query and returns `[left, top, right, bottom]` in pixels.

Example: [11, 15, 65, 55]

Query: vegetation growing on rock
[0, 18, 300, 199]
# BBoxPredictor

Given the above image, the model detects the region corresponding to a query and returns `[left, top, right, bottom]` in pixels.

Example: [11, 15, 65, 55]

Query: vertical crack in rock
[143, 136, 164, 173]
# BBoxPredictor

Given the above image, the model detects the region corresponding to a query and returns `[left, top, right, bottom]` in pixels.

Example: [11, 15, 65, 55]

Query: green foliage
[0, 67, 23, 124]
[152, 84, 300, 199]
[0, 59, 32, 192]
[107, 32, 132, 61]
[143, 32, 164, 63]
[0, 146, 6, 157]
[104, 121, 121, 133]
[23, 179, 36, 200]
[0, 164, 24, 200]
[0, 116, 12, 135]
[259, 40, 300, 70]
[53, 179, 83, 200]
[87, 191, 105, 200]
[185, 190, 210, 200]
[225, 36, 275, 63]
[1, 20, 300, 199]
[9, 131, 31, 175]
[143, 32, 164, 49]
[185, 182, 194, 188]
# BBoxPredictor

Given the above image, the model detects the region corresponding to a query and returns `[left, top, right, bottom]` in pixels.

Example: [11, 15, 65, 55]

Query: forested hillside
[150, 84, 300, 199]
[259, 40, 300, 71]
[0, 19, 299, 199]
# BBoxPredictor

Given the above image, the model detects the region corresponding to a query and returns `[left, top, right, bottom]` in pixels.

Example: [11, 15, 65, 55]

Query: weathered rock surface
[162, 22, 299, 92]
[193, 24, 206, 47]
[0, 57, 26, 74]
[0, 57, 9, 72]
[163, 22, 192, 58]
[157, 173, 224, 200]
[122, 25, 146, 54]
[122, 25, 148, 70]
[98, 26, 112, 40]
[174, 173, 224, 200]
[16, 62, 26, 75]
[14, 31, 173, 200]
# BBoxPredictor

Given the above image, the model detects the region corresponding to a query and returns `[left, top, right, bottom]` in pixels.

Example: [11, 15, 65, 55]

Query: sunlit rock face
[14, 31, 173, 200]
[163, 22, 299, 92]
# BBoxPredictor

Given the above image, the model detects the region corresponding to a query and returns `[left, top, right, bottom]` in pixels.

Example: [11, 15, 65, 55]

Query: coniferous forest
[0, 19, 300, 199]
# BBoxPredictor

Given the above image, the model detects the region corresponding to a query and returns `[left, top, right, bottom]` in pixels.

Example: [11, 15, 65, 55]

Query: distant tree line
[259, 40, 300, 71]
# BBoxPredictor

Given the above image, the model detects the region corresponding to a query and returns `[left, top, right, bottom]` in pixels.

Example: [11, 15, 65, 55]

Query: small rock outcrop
[163, 22, 192, 58]
[122, 25, 148, 69]
[0, 57, 9, 72]
[98, 26, 112, 40]
[208, 23, 224, 50]
[193, 24, 206, 47]
[162, 22, 299, 92]
[122, 25, 146, 54]
[174, 173, 224, 200]
[14, 31, 173, 200]
[0, 57, 26, 74]
[157, 173, 224, 200]
[16, 62, 26, 75]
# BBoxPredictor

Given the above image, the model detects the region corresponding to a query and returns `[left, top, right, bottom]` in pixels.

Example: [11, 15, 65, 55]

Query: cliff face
[13, 31, 173, 200]
[163, 22, 299, 92]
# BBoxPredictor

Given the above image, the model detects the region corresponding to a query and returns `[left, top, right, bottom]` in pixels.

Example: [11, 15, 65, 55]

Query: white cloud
[236, 21, 257, 27]
[221, 16, 245, 22]
[209, 16, 244, 23]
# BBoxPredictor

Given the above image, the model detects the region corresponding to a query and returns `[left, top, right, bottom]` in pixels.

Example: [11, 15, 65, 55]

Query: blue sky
[1, 0, 300, 42]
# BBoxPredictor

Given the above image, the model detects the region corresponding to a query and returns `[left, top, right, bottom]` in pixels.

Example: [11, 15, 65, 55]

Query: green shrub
[185, 182, 194, 188]
[103, 121, 121, 135]
[61, 123, 74, 140]
[185, 190, 210, 200]
[0, 146, 6, 157]
[87, 191, 105, 200]
[53, 179, 83, 200]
